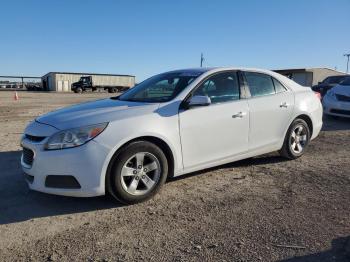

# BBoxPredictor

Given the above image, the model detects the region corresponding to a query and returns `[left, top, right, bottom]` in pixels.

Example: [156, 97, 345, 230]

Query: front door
[179, 71, 249, 170]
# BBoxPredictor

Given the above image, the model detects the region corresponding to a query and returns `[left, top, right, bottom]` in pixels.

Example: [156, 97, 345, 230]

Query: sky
[0, 0, 349, 81]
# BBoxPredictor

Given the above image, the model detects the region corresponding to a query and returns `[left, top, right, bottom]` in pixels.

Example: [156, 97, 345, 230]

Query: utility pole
[200, 53, 204, 67]
[344, 53, 350, 73]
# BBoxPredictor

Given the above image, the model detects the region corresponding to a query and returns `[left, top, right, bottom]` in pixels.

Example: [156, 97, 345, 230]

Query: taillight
[314, 92, 321, 100]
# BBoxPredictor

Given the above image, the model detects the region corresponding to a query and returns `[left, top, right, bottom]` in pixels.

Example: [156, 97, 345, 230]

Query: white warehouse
[41, 72, 135, 92]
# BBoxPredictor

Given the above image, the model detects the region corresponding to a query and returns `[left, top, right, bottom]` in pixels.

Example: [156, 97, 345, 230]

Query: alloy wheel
[290, 125, 308, 154]
[120, 152, 161, 196]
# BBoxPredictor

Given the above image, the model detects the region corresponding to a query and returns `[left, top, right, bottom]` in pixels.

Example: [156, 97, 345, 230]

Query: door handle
[280, 102, 289, 108]
[232, 112, 246, 118]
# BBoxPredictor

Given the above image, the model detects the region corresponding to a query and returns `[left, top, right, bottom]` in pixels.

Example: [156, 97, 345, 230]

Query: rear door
[179, 71, 249, 170]
[243, 72, 294, 151]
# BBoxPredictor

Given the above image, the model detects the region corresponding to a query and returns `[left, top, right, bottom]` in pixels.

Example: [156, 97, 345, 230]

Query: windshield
[118, 71, 203, 103]
[323, 76, 345, 84]
[339, 77, 350, 86]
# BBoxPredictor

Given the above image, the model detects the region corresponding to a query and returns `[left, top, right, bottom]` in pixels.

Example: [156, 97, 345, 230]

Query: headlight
[45, 123, 108, 150]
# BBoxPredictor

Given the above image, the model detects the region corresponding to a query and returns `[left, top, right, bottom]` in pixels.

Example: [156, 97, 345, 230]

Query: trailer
[71, 75, 132, 93]
[41, 72, 135, 92]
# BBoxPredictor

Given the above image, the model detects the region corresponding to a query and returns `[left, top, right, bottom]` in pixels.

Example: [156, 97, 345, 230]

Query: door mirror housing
[188, 95, 211, 107]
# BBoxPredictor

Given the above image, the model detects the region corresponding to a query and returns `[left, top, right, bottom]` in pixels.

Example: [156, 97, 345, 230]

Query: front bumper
[21, 122, 110, 197]
[323, 96, 350, 118]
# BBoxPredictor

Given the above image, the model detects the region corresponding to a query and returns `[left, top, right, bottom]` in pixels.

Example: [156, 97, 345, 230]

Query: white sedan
[21, 68, 323, 204]
[323, 76, 350, 118]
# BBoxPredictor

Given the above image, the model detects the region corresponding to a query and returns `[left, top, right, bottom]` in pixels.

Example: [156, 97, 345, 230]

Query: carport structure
[0, 75, 41, 88]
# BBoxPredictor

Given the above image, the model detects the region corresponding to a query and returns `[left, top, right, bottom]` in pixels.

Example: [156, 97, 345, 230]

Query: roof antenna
[200, 53, 205, 67]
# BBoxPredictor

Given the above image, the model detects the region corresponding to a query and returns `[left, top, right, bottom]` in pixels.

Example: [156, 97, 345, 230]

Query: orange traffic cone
[14, 91, 19, 101]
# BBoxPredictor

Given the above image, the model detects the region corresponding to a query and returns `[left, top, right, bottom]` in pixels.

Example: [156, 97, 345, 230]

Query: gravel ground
[0, 90, 349, 262]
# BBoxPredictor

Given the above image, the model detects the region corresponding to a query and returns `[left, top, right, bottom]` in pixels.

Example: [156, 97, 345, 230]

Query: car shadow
[279, 236, 350, 262]
[322, 115, 350, 131]
[0, 149, 286, 224]
[0, 150, 120, 225]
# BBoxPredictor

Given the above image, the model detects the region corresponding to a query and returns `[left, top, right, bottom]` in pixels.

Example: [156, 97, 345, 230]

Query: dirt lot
[0, 90, 349, 261]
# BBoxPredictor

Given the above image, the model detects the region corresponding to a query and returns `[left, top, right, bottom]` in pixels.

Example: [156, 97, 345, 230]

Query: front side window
[245, 72, 275, 97]
[193, 72, 240, 103]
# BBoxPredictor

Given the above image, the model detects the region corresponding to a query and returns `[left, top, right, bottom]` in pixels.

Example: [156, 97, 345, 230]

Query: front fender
[94, 114, 183, 193]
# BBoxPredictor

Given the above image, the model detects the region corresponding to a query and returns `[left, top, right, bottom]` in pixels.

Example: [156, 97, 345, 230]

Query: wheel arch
[280, 113, 314, 150]
[294, 114, 313, 137]
[104, 135, 176, 194]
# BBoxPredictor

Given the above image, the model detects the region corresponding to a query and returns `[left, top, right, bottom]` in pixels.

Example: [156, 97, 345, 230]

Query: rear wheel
[279, 119, 310, 159]
[107, 141, 168, 204]
[107, 87, 114, 93]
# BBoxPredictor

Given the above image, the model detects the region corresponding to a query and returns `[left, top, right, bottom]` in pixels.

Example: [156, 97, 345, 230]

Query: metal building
[274, 68, 346, 87]
[41, 72, 135, 92]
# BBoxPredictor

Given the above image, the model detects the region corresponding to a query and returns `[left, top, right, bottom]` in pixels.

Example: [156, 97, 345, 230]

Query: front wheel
[107, 141, 168, 204]
[279, 119, 310, 159]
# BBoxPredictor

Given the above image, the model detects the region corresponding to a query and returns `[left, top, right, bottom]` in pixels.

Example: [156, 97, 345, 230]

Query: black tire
[111, 87, 118, 93]
[76, 87, 83, 94]
[107, 141, 168, 204]
[279, 118, 311, 159]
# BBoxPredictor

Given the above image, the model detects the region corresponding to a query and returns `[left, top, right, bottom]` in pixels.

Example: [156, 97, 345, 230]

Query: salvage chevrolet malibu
[21, 68, 323, 204]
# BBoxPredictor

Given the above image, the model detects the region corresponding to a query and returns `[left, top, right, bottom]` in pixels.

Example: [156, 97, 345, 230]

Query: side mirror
[188, 95, 211, 107]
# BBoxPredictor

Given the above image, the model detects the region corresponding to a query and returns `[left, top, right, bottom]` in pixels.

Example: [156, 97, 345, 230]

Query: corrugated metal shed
[41, 72, 135, 92]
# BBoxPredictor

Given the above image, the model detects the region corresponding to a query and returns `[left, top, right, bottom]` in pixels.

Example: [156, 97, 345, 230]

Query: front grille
[330, 109, 350, 116]
[22, 147, 34, 166]
[336, 94, 350, 102]
[25, 134, 46, 142]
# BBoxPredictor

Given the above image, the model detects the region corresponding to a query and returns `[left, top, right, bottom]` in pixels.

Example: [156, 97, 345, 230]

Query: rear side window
[272, 78, 287, 93]
[245, 72, 275, 97]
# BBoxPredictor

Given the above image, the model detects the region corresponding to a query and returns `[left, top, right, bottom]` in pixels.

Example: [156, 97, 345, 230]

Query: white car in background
[21, 67, 323, 204]
[323, 76, 350, 118]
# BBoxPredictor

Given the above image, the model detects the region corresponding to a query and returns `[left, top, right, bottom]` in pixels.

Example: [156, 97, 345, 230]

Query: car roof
[167, 67, 283, 75]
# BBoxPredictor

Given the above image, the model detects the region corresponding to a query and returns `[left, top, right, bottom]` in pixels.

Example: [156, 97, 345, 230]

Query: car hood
[331, 85, 350, 96]
[36, 98, 160, 130]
